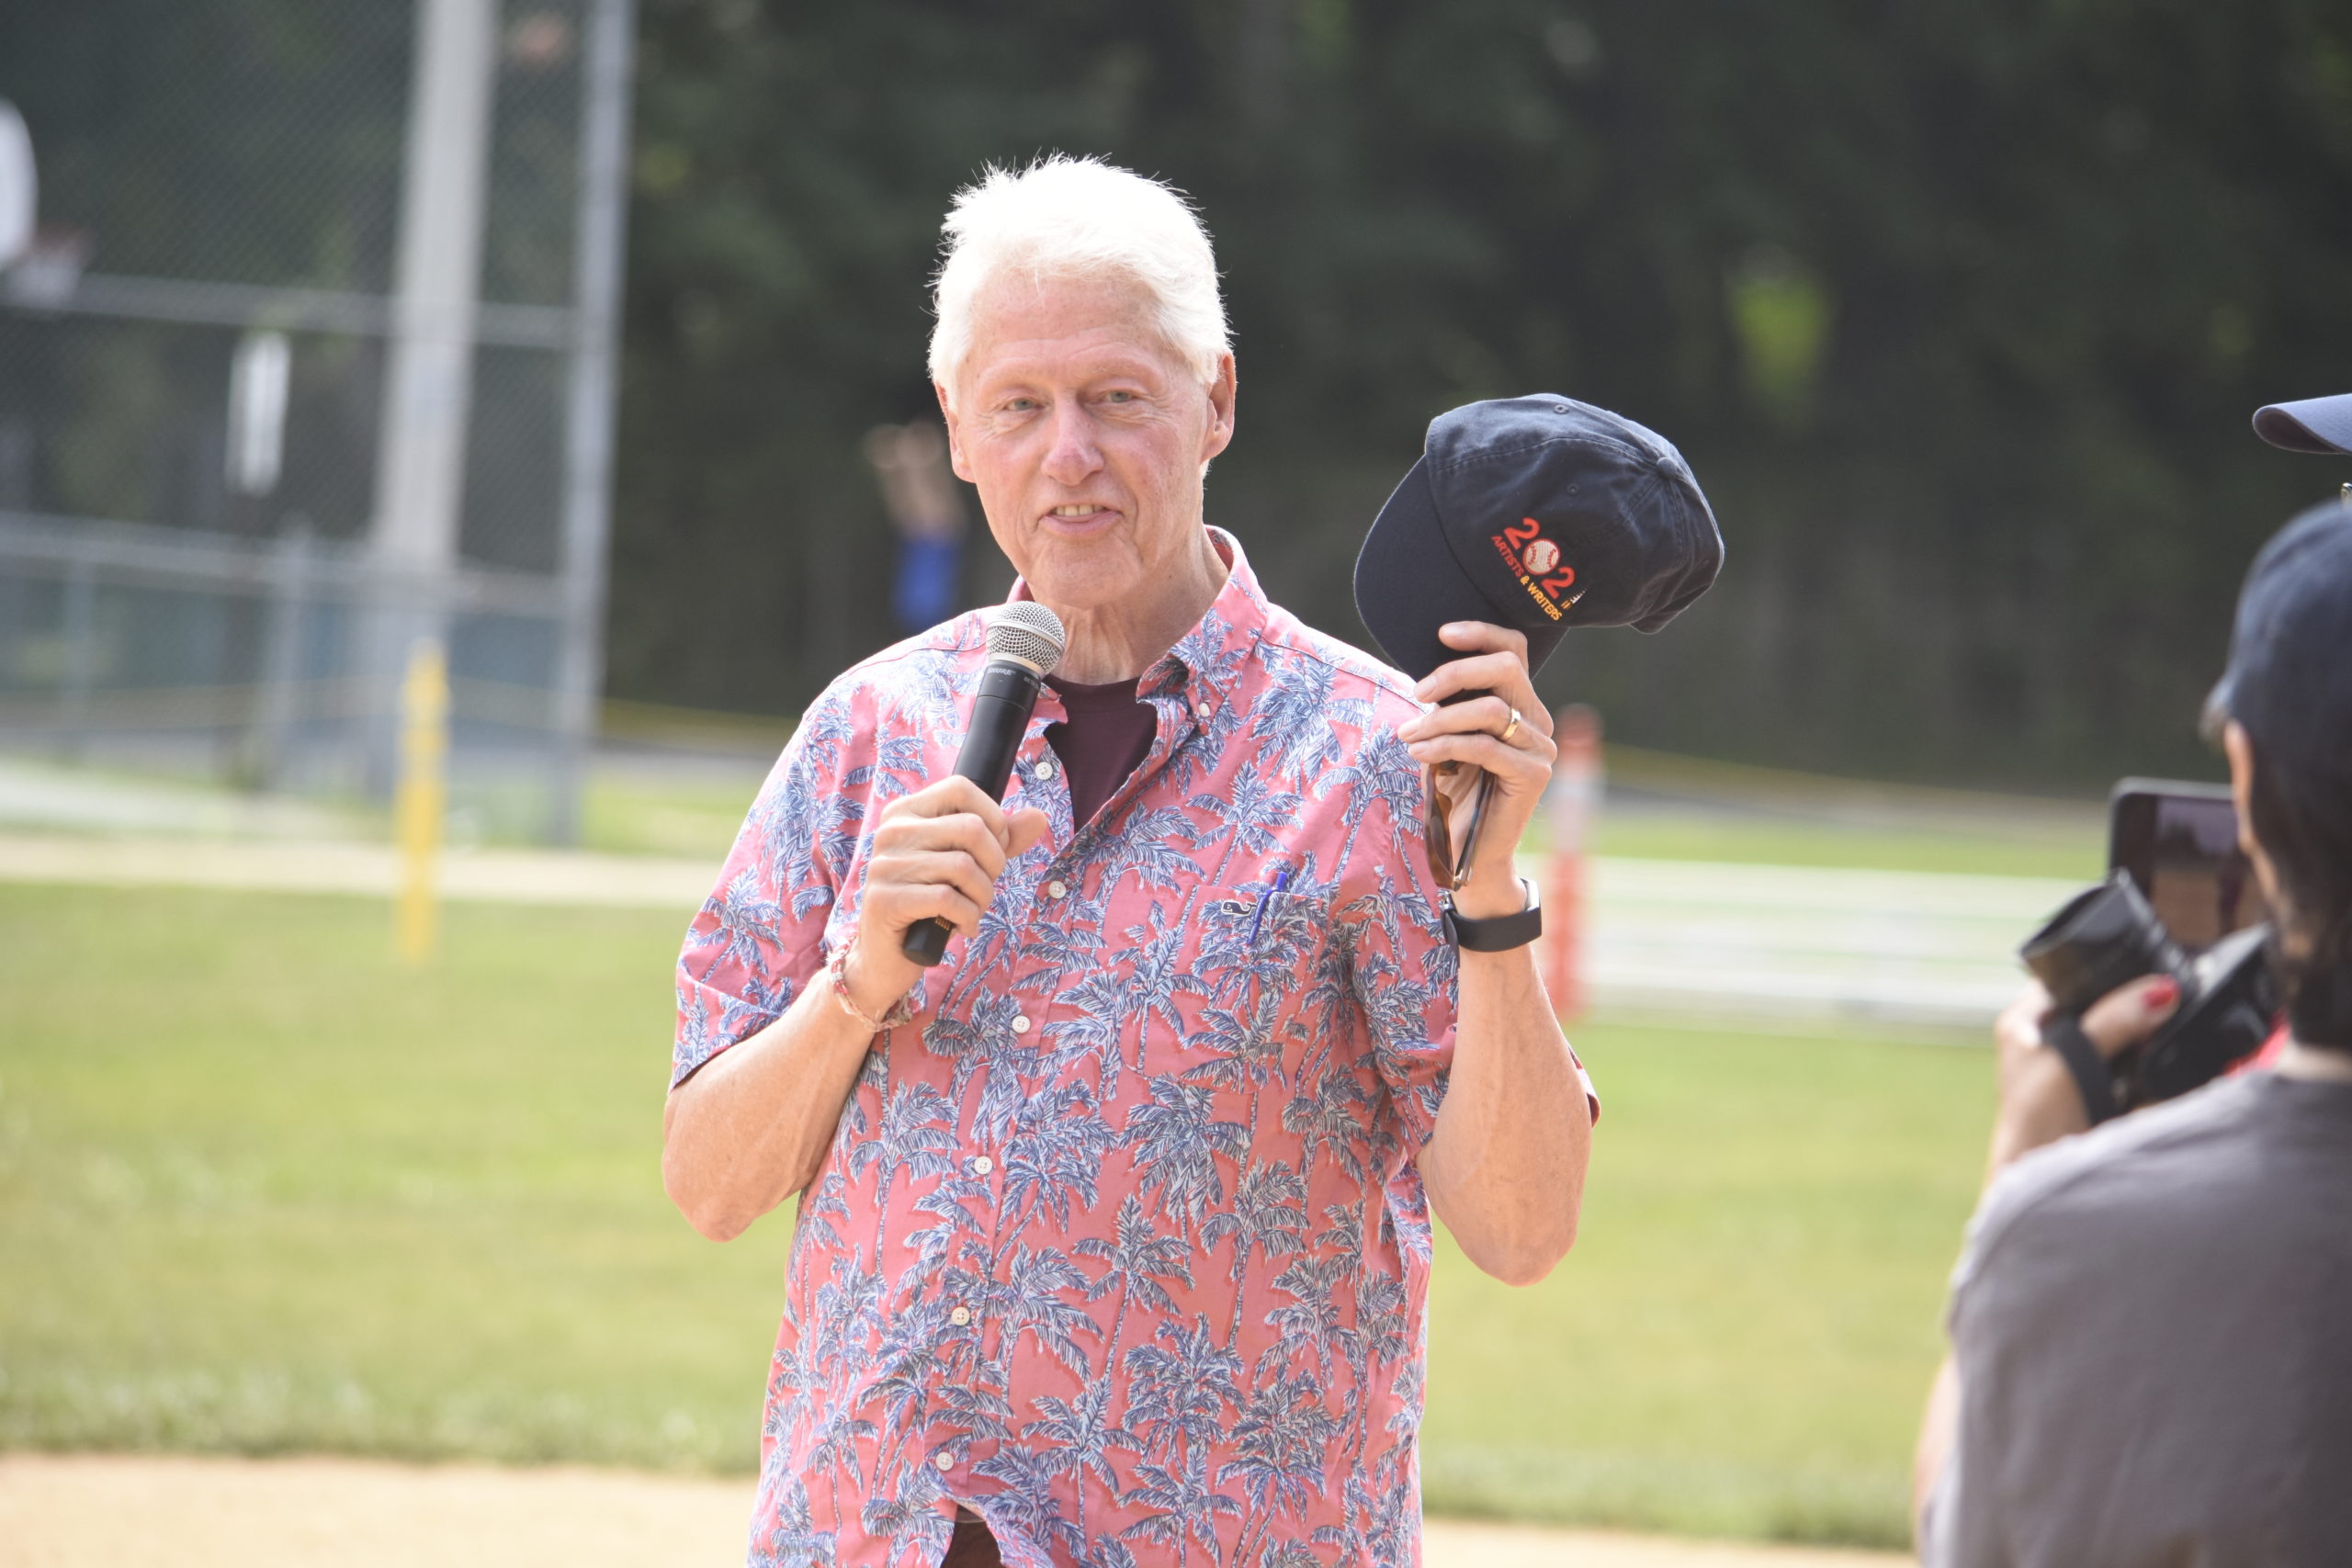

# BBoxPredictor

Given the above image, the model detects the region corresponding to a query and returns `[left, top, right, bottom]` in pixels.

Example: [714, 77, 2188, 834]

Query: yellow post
[394, 638, 449, 964]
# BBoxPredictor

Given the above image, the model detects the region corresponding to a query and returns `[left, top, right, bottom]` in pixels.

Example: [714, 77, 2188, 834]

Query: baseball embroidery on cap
[1490, 517, 1584, 620]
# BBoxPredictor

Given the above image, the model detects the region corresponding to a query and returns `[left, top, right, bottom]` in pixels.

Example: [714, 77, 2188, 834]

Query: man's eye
[1103, 390, 1136, 404]
[1003, 398, 1038, 412]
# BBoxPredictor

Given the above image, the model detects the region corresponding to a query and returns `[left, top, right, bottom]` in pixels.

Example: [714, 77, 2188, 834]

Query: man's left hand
[1396, 620, 1556, 921]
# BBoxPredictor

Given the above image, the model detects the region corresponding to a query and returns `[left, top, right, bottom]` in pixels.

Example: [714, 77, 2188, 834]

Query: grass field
[578, 769, 775, 861]
[0, 881, 1991, 1548]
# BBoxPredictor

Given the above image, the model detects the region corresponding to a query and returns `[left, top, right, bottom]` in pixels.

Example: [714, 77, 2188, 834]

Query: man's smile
[1038, 502, 1123, 536]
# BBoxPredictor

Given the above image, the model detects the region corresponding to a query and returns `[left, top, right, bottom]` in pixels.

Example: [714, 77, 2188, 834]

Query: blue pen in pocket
[1248, 865, 1291, 947]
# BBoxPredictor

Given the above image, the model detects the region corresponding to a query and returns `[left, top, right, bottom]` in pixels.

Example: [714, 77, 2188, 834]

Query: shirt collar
[1004, 526, 1272, 711]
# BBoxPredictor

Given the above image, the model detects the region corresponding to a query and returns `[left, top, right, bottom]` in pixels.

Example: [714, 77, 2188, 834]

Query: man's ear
[935, 381, 974, 483]
[1199, 353, 1238, 466]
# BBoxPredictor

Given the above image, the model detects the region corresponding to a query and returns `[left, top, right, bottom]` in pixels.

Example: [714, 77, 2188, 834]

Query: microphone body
[900, 605, 1065, 965]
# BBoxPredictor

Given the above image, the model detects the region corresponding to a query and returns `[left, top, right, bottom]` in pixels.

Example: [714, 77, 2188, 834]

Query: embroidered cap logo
[1487, 517, 1583, 622]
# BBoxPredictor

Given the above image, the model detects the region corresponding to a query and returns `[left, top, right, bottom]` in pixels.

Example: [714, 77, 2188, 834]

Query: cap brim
[1353, 457, 1567, 682]
[2254, 394, 2352, 455]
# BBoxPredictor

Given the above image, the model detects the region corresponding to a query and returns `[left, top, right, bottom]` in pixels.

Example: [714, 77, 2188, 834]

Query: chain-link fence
[0, 0, 632, 841]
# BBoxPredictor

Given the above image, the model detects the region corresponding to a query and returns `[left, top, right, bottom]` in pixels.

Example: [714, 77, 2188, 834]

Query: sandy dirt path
[0, 1454, 1908, 1568]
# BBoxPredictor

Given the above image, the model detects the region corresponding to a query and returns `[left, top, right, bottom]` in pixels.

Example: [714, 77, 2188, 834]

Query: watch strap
[2042, 1011, 2121, 1124]
[1443, 877, 1544, 953]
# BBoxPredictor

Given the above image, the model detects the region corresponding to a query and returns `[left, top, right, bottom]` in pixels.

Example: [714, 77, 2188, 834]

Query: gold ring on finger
[1498, 707, 1522, 745]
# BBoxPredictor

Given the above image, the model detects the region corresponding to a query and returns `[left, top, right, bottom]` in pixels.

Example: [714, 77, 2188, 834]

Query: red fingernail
[2147, 978, 2180, 1008]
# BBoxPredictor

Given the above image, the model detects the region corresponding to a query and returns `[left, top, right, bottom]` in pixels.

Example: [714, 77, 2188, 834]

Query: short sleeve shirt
[674, 532, 1572, 1567]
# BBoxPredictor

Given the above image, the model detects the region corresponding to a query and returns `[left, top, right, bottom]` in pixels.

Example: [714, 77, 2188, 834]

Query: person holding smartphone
[1912, 490, 2352, 1567]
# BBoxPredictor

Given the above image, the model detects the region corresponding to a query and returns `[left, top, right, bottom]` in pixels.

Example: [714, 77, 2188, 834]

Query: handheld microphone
[900, 602, 1068, 965]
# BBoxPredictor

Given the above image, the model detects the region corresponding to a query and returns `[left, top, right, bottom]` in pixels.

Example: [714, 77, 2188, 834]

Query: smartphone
[2108, 778, 2269, 951]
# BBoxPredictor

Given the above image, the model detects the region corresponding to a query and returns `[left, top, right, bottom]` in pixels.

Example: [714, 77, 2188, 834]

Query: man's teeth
[1051, 504, 1102, 517]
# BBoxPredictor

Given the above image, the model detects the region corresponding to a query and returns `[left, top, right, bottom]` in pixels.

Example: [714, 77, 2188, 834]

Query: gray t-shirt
[1924, 1069, 2352, 1568]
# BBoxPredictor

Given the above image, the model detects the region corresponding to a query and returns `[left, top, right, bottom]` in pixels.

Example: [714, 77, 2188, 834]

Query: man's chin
[1017, 553, 1148, 616]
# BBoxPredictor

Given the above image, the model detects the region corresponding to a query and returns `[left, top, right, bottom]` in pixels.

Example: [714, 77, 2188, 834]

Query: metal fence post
[362, 0, 498, 796]
[546, 0, 638, 845]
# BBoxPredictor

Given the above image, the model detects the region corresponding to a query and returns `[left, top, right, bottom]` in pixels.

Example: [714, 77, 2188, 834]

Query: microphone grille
[987, 602, 1067, 675]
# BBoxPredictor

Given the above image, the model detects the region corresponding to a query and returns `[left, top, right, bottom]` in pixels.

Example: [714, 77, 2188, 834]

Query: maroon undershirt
[1044, 674, 1159, 829]
[941, 1515, 1000, 1566]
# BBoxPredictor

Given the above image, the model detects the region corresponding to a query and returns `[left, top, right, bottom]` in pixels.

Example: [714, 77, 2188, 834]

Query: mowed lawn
[0, 880, 1991, 1547]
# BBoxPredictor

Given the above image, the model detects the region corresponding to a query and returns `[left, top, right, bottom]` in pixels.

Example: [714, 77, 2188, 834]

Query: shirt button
[1036, 760, 1056, 779]
[934, 1451, 955, 1472]
[1012, 1014, 1032, 1034]
[1045, 879, 1068, 900]
[949, 1305, 971, 1327]
[970, 1155, 994, 1176]
[1195, 700, 1213, 717]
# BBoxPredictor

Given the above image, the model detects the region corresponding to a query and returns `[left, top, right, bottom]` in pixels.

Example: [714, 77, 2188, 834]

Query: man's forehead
[956, 276, 1185, 384]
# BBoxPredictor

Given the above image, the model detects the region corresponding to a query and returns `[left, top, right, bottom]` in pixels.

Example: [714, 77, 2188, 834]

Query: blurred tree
[603, 0, 2352, 783]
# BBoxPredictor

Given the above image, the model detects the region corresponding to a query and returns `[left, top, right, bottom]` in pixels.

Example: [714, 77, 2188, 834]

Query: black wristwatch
[1442, 877, 1544, 952]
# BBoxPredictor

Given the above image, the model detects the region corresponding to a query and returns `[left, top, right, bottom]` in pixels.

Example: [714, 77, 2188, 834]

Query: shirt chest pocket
[1135, 888, 1334, 1083]
[1191, 886, 1333, 987]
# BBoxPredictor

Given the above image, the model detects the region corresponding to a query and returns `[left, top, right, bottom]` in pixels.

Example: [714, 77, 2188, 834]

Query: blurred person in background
[1912, 485, 2352, 1567]
[660, 156, 1595, 1567]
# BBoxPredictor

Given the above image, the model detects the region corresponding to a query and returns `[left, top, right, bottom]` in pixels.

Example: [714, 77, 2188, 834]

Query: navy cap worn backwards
[1353, 395, 1724, 682]
[2208, 500, 2352, 786]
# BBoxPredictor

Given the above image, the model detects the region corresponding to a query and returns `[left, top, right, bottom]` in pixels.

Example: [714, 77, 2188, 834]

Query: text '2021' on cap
[1353, 395, 1724, 682]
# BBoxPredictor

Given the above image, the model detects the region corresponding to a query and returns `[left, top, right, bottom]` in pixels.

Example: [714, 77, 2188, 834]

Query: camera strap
[2043, 1013, 2122, 1125]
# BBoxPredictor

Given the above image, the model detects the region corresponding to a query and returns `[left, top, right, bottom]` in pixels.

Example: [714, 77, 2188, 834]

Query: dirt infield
[0, 1454, 1910, 1568]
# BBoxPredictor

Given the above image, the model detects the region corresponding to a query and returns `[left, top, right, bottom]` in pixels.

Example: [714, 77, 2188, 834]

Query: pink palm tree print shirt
[675, 532, 1578, 1567]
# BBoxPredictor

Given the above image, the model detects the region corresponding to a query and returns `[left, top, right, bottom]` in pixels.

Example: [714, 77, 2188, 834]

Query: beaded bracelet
[825, 935, 917, 1033]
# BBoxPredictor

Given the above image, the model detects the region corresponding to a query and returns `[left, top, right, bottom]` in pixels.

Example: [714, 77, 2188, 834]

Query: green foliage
[0, 882, 1989, 1545]
[1725, 248, 1832, 430]
[9, 0, 2347, 782]
[613, 0, 2352, 784]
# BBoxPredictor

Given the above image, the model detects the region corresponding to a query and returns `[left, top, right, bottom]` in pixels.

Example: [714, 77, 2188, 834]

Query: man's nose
[1040, 401, 1103, 488]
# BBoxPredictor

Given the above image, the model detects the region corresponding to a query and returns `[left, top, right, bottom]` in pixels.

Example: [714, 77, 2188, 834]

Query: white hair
[928, 154, 1230, 394]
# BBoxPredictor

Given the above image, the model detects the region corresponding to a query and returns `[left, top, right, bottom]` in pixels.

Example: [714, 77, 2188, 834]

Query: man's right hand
[845, 777, 1051, 1018]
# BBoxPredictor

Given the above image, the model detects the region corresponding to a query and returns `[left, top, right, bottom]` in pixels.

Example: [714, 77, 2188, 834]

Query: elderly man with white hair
[663, 156, 1595, 1568]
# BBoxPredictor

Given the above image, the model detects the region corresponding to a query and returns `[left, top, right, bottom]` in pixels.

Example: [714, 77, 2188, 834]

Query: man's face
[939, 275, 1235, 617]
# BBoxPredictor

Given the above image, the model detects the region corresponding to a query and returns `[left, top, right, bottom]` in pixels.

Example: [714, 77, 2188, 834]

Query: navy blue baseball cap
[2206, 500, 2352, 786]
[1353, 394, 1724, 682]
[2253, 393, 2352, 455]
